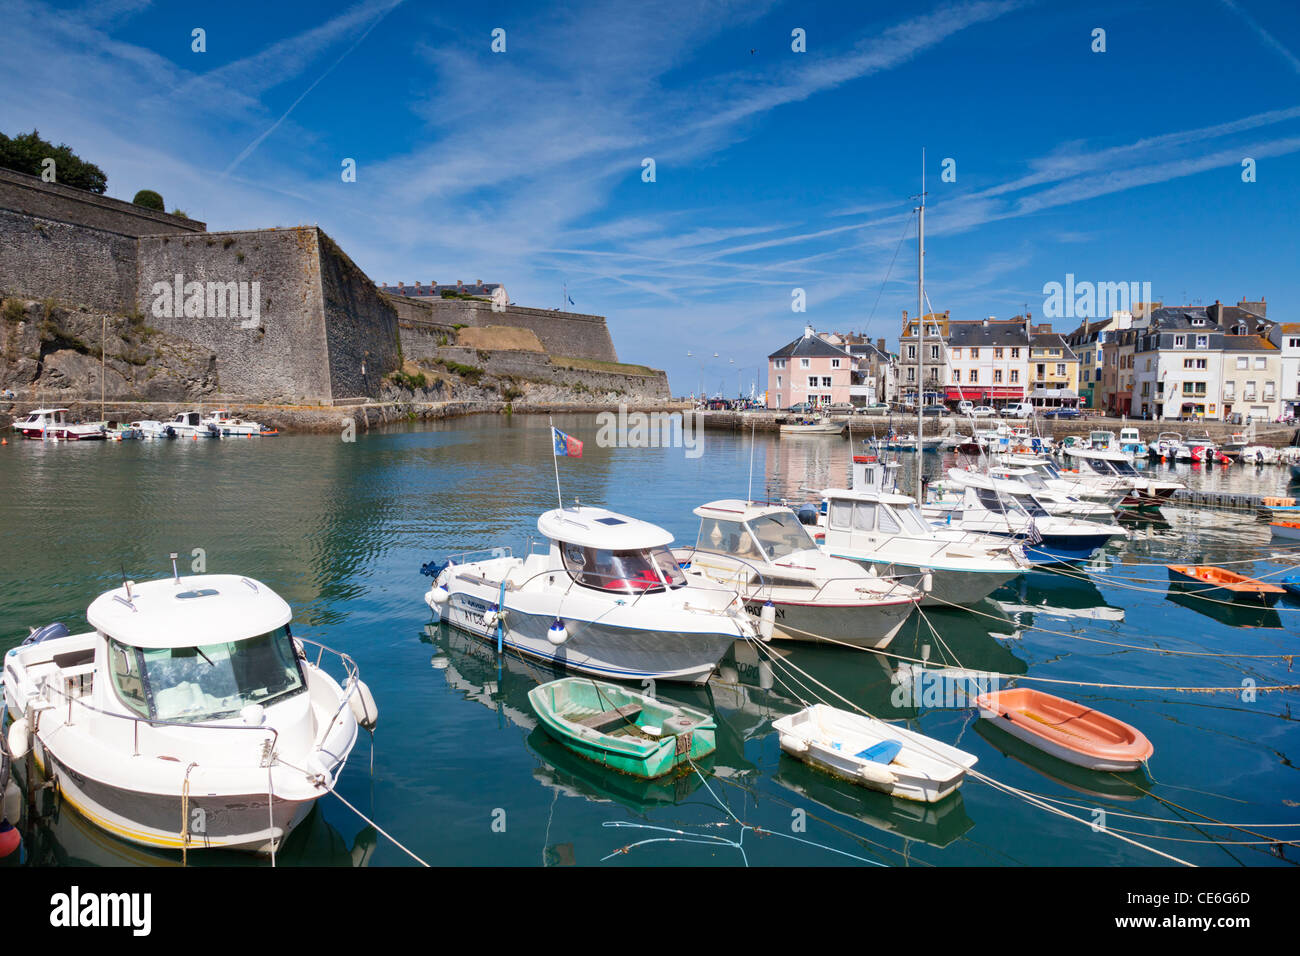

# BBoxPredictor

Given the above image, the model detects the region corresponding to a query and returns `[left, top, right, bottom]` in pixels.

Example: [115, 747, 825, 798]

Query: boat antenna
[121, 561, 132, 600]
[170, 551, 180, 584]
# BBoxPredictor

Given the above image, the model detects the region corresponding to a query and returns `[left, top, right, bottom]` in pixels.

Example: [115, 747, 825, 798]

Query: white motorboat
[936, 465, 1117, 523]
[11, 407, 105, 441]
[165, 411, 220, 438]
[780, 416, 844, 436]
[424, 505, 756, 684]
[1063, 446, 1183, 509]
[3, 568, 373, 854]
[675, 499, 921, 649]
[1148, 432, 1183, 460]
[131, 419, 177, 439]
[773, 704, 977, 803]
[998, 453, 1128, 510]
[922, 471, 1128, 564]
[813, 456, 1027, 606]
[203, 409, 270, 437]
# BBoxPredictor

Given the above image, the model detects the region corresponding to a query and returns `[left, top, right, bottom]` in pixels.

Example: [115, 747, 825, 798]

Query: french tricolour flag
[552, 426, 583, 458]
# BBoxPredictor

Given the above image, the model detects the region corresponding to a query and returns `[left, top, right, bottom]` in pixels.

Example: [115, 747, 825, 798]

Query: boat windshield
[894, 503, 933, 535]
[974, 488, 1009, 515]
[1081, 457, 1115, 476]
[560, 543, 684, 593]
[1014, 494, 1050, 518]
[1111, 458, 1139, 476]
[108, 627, 305, 723]
[746, 511, 817, 560]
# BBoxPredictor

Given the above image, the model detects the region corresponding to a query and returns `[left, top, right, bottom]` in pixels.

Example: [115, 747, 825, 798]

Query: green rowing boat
[527, 677, 716, 779]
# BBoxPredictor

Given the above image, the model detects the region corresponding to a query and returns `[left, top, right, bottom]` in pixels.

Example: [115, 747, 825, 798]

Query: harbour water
[1, 414, 1296, 867]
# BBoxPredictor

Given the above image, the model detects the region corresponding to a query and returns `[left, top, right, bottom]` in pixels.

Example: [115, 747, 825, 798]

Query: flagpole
[549, 417, 563, 509]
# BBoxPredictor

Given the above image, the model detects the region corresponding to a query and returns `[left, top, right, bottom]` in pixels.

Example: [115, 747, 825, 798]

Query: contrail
[1219, 0, 1300, 75]
[223, 0, 403, 176]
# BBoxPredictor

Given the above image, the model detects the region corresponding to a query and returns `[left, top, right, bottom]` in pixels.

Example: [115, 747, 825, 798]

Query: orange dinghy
[1166, 565, 1285, 605]
[975, 688, 1153, 772]
[1269, 520, 1300, 542]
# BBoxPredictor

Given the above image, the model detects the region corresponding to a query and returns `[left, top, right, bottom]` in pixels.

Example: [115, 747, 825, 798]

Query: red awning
[944, 387, 1024, 400]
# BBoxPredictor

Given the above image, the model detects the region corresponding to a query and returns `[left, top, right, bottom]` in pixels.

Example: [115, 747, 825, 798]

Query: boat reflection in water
[992, 569, 1125, 625]
[974, 718, 1153, 802]
[773, 761, 975, 851]
[1163, 588, 1284, 630]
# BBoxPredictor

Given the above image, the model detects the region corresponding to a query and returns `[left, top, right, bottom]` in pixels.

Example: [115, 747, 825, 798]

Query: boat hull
[740, 595, 913, 648]
[976, 689, 1153, 772]
[436, 590, 738, 684]
[22, 742, 316, 854]
[1166, 566, 1283, 605]
[847, 560, 1019, 608]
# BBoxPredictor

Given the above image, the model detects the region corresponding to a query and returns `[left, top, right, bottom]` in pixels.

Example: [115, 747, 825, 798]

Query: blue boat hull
[992, 532, 1109, 565]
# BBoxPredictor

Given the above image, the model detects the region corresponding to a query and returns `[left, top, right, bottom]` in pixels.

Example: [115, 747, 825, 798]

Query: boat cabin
[172, 411, 204, 427]
[819, 486, 938, 551]
[83, 575, 307, 724]
[691, 500, 821, 566]
[13, 408, 69, 435]
[537, 507, 686, 594]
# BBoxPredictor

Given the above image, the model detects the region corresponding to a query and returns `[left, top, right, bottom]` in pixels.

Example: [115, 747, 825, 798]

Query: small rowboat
[1166, 564, 1285, 605]
[1270, 520, 1300, 541]
[772, 704, 977, 803]
[975, 688, 1153, 772]
[1275, 570, 1300, 600]
[527, 678, 715, 779]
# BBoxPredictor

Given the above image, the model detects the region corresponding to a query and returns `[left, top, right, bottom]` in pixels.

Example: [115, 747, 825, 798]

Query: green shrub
[2, 299, 26, 323]
[132, 189, 165, 211]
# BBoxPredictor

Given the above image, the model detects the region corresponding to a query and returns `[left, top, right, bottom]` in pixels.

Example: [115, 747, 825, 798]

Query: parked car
[1003, 402, 1036, 419]
[787, 402, 814, 414]
[826, 402, 855, 413]
[855, 403, 890, 415]
[922, 405, 948, 416]
[972, 405, 996, 418]
[957, 400, 975, 415]
[1043, 406, 1081, 419]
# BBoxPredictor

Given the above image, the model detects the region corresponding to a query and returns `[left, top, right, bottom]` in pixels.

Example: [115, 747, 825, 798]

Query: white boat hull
[739, 595, 913, 648]
[432, 589, 739, 684]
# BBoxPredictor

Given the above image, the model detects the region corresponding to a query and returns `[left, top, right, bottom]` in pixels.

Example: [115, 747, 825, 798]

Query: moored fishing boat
[11, 407, 106, 441]
[424, 505, 755, 684]
[3, 566, 374, 854]
[773, 703, 977, 803]
[780, 416, 844, 436]
[527, 677, 716, 779]
[1165, 564, 1285, 605]
[974, 688, 1153, 772]
[676, 499, 921, 649]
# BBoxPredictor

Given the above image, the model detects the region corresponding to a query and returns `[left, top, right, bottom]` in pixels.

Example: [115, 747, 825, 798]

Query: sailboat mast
[915, 150, 926, 503]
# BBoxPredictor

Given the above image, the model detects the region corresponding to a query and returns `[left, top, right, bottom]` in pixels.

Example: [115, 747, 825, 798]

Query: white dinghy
[773, 704, 977, 803]
[3, 565, 374, 855]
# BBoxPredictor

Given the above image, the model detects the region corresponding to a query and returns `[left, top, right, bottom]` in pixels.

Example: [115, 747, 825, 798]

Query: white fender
[546, 619, 569, 646]
[758, 601, 776, 642]
[429, 585, 450, 606]
[482, 610, 499, 628]
[778, 733, 809, 755]
[348, 678, 379, 731]
[920, 571, 934, 594]
[857, 761, 898, 789]
[6, 718, 29, 760]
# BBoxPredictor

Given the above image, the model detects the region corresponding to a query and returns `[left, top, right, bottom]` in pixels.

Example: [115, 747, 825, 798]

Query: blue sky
[3, 0, 1299, 396]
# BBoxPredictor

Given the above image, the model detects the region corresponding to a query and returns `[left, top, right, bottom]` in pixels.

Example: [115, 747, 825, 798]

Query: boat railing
[35, 680, 281, 763]
[295, 637, 364, 745]
[444, 546, 513, 565]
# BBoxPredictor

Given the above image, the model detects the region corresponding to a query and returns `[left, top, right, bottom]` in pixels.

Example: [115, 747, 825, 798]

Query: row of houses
[766, 315, 1082, 411]
[1065, 297, 1297, 421]
[765, 296, 1294, 422]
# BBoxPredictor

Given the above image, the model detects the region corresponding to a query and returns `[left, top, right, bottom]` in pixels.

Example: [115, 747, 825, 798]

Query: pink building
[767, 327, 854, 409]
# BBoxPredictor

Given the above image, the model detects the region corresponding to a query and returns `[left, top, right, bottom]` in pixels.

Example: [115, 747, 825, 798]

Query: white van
[1003, 402, 1036, 419]
[957, 400, 974, 415]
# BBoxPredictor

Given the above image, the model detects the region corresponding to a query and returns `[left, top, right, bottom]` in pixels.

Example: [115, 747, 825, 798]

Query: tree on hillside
[132, 189, 164, 211]
[0, 129, 107, 193]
